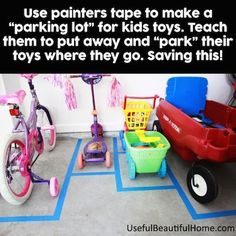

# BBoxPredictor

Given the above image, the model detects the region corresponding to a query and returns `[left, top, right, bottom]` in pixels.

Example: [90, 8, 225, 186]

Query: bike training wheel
[187, 164, 218, 204]
[0, 134, 33, 205]
[37, 105, 56, 151]
[49, 177, 59, 197]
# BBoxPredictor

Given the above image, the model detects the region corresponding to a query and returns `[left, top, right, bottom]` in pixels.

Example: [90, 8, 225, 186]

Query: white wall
[0, 74, 232, 133]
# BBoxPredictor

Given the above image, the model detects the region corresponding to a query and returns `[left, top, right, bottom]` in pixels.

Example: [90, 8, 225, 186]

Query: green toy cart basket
[124, 131, 170, 179]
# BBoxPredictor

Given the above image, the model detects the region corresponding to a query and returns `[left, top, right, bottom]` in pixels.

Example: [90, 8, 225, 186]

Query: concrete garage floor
[0, 133, 236, 236]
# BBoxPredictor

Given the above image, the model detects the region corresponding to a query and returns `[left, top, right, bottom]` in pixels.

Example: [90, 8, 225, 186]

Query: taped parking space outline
[71, 171, 115, 176]
[0, 139, 82, 223]
[1, 137, 236, 223]
[112, 137, 175, 192]
[112, 137, 236, 220]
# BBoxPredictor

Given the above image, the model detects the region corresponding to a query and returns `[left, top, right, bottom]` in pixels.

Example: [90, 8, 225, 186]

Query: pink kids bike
[0, 75, 59, 205]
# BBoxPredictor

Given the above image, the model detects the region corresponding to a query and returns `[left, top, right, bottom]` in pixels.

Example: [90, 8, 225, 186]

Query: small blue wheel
[121, 139, 126, 151]
[128, 158, 136, 180]
[158, 158, 167, 178]
[119, 131, 126, 151]
[121, 140, 126, 151]
[119, 130, 124, 140]
[126, 151, 131, 163]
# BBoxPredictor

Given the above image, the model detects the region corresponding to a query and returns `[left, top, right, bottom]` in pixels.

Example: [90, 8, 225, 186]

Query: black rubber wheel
[152, 120, 162, 133]
[187, 164, 218, 204]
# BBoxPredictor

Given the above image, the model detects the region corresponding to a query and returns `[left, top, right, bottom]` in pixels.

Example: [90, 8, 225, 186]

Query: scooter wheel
[78, 153, 84, 169]
[105, 151, 112, 168]
[49, 177, 59, 197]
[187, 164, 218, 204]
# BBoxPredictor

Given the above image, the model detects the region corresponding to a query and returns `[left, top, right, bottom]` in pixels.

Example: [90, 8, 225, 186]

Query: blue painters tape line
[118, 151, 126, 154]
[113, 137, 176, 192]
[168, 165, 236, 220]
[167, 166, 198, 219]
[113, 137, 236, 220]
[194, 209, 236, 220]
[53, 139, 82, 220]
[71, 171, 115, 176]
[0, 139, 82, 223]
[119, 185, 176, 192]
[2, 137, 236, 222]
[113, 137, 123, 191]
[0, 215, 55, 223]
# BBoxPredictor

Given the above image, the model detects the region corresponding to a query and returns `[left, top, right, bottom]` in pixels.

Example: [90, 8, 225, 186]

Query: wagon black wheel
[152, 120, 162, 133]
[187, 164, 218, 204]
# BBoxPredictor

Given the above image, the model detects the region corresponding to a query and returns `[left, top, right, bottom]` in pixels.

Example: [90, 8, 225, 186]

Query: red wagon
[154, 77, 236, 203]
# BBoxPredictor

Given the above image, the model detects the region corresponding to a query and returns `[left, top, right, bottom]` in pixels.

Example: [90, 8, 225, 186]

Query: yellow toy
[120, 95, 158, 150]
[135, 130, 164, 148]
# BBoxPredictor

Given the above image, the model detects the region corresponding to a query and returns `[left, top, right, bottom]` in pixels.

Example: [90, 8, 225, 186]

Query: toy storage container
[124, 131, 170, 179]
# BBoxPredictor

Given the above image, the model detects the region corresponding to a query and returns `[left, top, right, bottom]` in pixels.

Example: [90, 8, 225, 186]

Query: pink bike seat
[0, 90, 26, 105]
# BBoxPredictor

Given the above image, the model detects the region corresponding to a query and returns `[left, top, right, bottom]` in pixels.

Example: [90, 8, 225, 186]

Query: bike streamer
[44, 74, 77, 110]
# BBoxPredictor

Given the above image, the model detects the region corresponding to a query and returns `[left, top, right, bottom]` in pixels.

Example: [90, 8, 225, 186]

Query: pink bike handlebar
[20, 74, 38, 80]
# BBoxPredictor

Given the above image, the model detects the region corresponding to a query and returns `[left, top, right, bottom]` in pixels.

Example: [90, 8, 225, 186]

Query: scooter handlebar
[70, 74, 111, 79]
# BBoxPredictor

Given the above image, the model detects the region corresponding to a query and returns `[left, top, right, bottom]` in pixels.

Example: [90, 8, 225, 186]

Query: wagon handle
[124, 95, 159, 109]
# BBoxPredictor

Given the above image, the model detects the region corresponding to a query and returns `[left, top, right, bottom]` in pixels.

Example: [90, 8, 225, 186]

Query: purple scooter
[76, 74, 111, 169]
